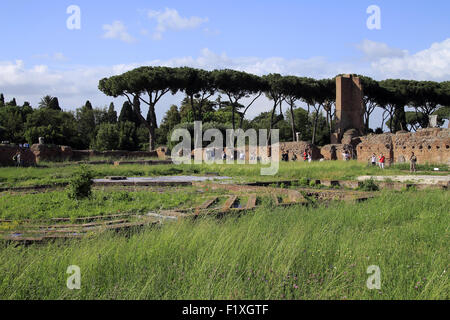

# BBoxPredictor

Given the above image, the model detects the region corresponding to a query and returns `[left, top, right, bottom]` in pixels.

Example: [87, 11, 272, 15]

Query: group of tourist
[370, 153, 386, 169]
[205, 148, 248, 162]
[179, 146, 419, 172]
[368, 152, 417, 172]
[281, 149, 312, 162]
[342, 150, 352, 161]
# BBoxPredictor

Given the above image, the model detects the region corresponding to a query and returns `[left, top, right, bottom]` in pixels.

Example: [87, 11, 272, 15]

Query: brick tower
[331, 74, 365, 144]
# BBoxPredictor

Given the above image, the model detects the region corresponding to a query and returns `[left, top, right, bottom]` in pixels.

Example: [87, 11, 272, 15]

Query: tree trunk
[232, 105, 236, 130]
[268, 101, 278, 145]
[148, 129, 155, 151]
[312, 111, 319, 145]
[393, 105, 407, 132]
[189, 95, 197, 121]
[327, 110, 332, 138]
[239, 115, 245, 130]
[289, 104, 296, 142]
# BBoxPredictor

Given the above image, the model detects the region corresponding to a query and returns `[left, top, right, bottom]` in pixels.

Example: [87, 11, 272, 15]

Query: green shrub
[299, 178, 309, 186]
[358, 179, 379, 191]
[67, 165, 94, 200]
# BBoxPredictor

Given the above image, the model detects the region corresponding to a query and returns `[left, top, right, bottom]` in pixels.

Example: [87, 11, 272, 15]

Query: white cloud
[1, 38, 450, 123]
[102, 21, 136, 43]
[147, 8, 208, 40]
[355, 39, 408, 60]
[372, 38, 450, 80]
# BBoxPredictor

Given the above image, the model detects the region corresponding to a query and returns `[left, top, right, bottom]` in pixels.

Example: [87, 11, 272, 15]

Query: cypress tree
[107, 102, 117, 123]
[85, 100, 93, 110]
[49, 97, 61, 111]
[118, 101, 135, 123]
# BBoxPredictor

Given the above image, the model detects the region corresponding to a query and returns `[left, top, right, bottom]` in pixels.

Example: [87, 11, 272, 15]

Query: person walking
[12, 150, 22, 167]
[410, 152, 417, 173]
[379, 153, 385, 169]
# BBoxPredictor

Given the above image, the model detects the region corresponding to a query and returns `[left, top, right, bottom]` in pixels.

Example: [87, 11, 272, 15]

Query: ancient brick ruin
[323, 74, 450, 165]
[331, 75, 365, 144]
[357, 128, 450, 165]
[0, 143, 163, 166]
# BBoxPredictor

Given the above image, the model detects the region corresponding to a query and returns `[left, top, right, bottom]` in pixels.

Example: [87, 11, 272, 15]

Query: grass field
[0, 161, 448, 300]
[0, 190, 448, 299]
[0, 186, 214, 220]
[0, 160, 448, 188]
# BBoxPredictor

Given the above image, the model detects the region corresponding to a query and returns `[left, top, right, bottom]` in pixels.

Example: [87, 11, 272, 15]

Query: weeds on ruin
[358, 179, 379, 192]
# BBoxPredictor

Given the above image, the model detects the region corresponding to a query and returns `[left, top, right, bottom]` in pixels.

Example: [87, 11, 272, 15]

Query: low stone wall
[0, 145, 36, 166]
[30, 144, 73, 163]
[279, 142, 321, 161]
[191, 141, 321, 162]
[1, 144, 162, 165]
[71, 150, 159, 161]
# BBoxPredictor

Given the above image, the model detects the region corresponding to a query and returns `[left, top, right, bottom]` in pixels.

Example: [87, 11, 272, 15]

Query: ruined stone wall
[1, 144, 161, 164]
[279, 142, 321, 161]
[356, 128, 449, 165]
[392, 129, 449, 165]
[71, 150, 159, 161]
[321, 144, 350, 161]
[30, 144, 73, 163]
[192, 141, 320, 162]
[357, 133, 394, 164]
[0, 145, 36, 166]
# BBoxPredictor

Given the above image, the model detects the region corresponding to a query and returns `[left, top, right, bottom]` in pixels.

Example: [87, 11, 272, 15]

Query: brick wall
[356, 128, 449, 165]
[0, 145, 36, 166]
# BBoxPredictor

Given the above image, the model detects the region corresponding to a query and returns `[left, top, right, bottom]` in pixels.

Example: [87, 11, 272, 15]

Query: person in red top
[379, 153, 385, 169]
[303, 150, 308, 161]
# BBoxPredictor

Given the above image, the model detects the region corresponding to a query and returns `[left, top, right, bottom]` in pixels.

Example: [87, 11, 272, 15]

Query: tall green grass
[1, 189, 448, 300]
[0, 187, 211, 220]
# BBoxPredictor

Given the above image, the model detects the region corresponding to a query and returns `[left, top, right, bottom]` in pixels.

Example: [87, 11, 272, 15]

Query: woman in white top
[371, 153, 377, 166]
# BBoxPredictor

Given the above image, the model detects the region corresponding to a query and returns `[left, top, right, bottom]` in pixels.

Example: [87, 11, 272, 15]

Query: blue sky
[1, 0, 449, 128]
